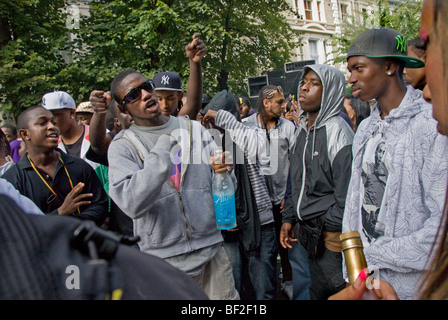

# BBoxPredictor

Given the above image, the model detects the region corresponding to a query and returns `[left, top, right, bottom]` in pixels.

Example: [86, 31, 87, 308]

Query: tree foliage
[0, 0, 70, 115]
[72, 0, 302, 97]
[375, 0, 422, 39]
[0, 0, 302, 116]
[330, 0, 423, 64]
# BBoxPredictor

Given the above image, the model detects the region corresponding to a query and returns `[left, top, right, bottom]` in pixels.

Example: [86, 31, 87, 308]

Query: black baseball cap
[201, 90, 239, 118]
[347, 27, 425, 68]
[202, 94, 211, 107]
[153, 71, 183, 91]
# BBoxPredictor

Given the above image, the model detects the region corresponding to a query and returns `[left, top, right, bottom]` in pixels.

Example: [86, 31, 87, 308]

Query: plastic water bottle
[212, 149, 237, 230]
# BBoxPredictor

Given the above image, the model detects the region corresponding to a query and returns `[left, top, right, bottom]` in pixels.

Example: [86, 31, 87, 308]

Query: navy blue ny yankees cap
[153, 71, 183, 91]
[347, 27, 425, 68]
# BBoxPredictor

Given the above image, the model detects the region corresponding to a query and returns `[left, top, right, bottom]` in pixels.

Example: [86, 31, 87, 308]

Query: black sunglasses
[120, 80, 155, 106]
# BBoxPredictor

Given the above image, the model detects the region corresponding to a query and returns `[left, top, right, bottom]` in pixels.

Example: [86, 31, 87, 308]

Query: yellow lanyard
[27, 154, 80, 214]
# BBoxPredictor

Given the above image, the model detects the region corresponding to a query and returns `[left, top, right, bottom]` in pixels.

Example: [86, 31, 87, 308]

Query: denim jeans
[288, 224, 311, 300]
[273, 203, 292, 281]
[223, 223, 278, 300]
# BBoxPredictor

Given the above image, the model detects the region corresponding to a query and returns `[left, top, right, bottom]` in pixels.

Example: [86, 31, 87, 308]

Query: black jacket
[283, 64, 354, 257]
[283, 122, 353, 229]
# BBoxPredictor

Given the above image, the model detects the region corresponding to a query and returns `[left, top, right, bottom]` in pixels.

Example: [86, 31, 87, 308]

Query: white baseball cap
[42, 91, 76, 110]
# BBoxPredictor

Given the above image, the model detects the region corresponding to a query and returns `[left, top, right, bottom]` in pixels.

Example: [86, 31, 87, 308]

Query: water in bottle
[212, 150, 237, 230]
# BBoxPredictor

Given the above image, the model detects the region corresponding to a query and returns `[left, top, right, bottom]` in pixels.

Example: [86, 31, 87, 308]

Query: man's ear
[385, 58, 400, 76]
[69, 109, 76, 119]
[18, 128, 29, 141]
[263, 98, 270, 110]
[177, 92, 184, 109]
[113, 118, 122, 130]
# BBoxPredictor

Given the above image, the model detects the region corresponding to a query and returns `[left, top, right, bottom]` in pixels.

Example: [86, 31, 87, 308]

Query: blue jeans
[288, 224, 311, 300]
[223, 223, 278, 300]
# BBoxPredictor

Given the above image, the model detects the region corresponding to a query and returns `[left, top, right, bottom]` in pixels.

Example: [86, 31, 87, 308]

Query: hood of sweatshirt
[298, 64, 346, 130]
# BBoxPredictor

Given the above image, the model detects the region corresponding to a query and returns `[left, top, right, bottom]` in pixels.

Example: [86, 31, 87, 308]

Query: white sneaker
[281, 280, 293, 300]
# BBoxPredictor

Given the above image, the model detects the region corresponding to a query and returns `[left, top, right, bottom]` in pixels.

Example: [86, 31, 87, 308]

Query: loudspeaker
[284, 70, 303, 98]
[247, 75, 268, 98]
[283, 60, 315, 98]
[267, 70, 285, 88]
[284, 60, 315, 73]
[246, 60, 315, 99]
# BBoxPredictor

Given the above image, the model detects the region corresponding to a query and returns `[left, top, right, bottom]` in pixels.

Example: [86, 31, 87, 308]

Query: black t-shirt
[64, 128, 85, 158]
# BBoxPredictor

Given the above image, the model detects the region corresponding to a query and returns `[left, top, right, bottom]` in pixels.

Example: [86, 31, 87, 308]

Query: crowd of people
[1, 0, 448, 301]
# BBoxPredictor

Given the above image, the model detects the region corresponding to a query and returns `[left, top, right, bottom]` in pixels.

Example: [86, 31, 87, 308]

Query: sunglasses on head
[120, 80, 155, 106]
[265, 86, 284, 99]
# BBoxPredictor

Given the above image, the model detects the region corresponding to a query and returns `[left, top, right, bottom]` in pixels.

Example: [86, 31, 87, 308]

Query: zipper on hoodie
[171, 116, 192, 241]
[176, 188, 191, 240]
[175, 163, 190, 240]
[296, 130, 310, 221]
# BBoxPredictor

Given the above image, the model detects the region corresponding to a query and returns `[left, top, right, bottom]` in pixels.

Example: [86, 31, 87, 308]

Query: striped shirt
[242, 113, 297, 205]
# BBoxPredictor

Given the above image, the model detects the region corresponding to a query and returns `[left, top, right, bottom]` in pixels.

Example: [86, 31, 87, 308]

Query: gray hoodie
[107, 116, 224, 260]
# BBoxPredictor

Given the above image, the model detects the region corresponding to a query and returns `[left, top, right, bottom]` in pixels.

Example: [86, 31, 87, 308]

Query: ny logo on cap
[161, 75, 170, 85]
[395, 35, 407, 53]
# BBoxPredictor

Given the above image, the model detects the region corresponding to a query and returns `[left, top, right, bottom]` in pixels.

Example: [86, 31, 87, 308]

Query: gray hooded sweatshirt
[107, 116, 224, 264]
[343, 85, 448, 300]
